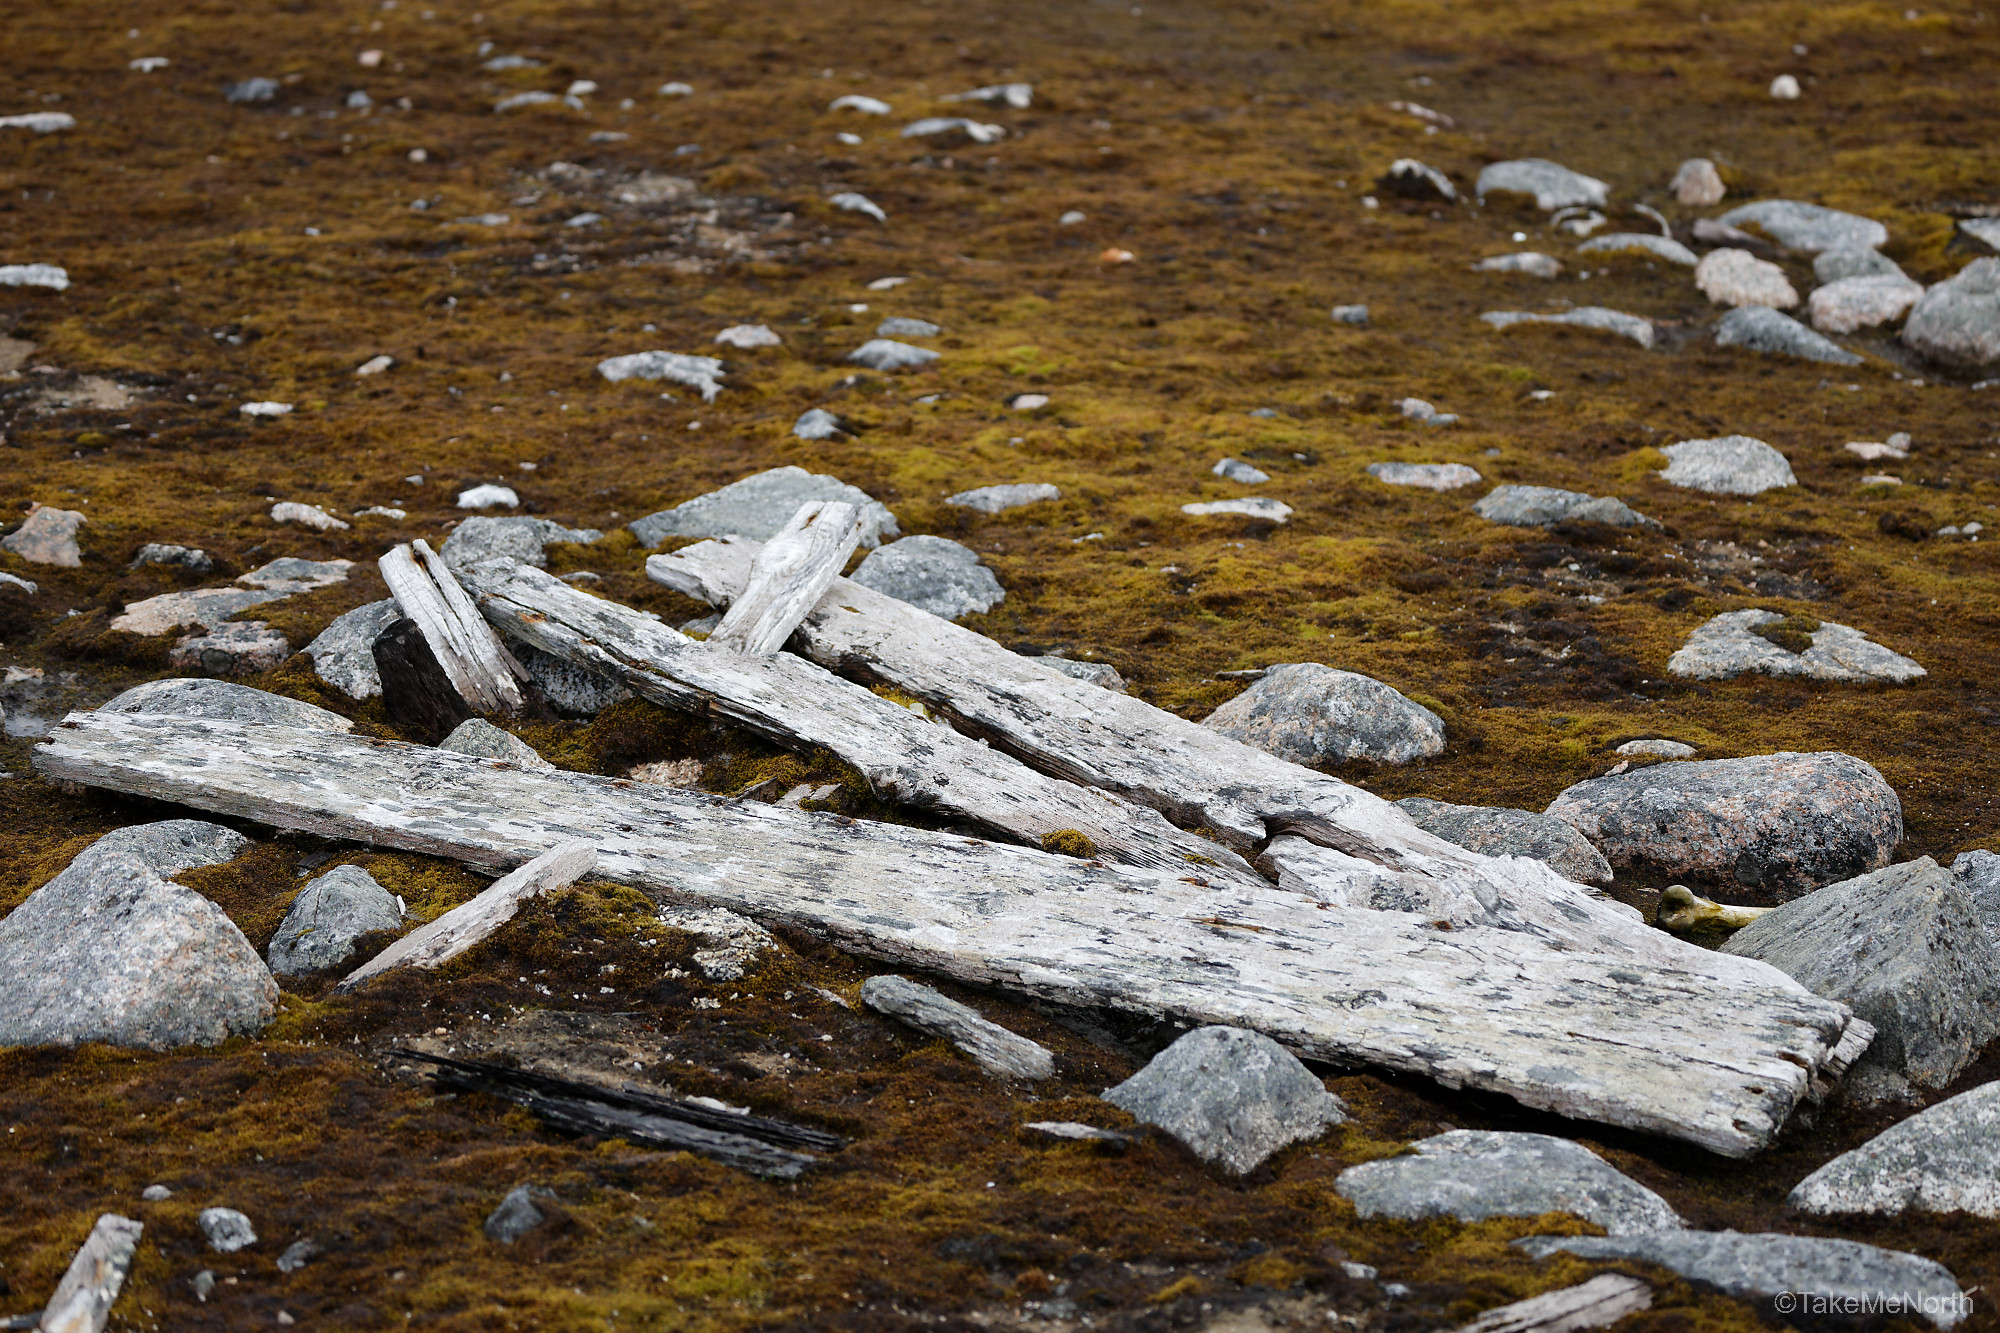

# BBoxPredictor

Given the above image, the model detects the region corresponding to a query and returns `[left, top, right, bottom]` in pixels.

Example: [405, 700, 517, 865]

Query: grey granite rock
[1616, 738, 1695, 759]
[1475, 159, 1609, 211]
[629, 466, 899, 549]
[1809, 273, 1923, 334]
[1181, 497, 1293, 522]
[1545, 751, 1903, 898]
[1379, 158, 1456, 201]
[1473, 485, 1658, 529]
[96, 678, 353, 732]
[1203, 663, 1444, 766]
[267, 865, 402, 975]
[1042, 657, 1126, 691]
[944, 482, 1061, 514]
[875, 316, 940, 339]
[1789, 1081, 2000, 1218]
[439, 717, 554, 770]
[1722, 858, 2000, 1097]
[167, 621, 291, 676]
[485, 1186, 555, 1243]
[1714, 306, 1864, 365]
[847, 339, 940, 371]
[1695, 248, 1798, 307]
[1476, 252, 1562, 278]
[0, 850, 277, 1049]
[1718, 200, 1888, 253]
[1213, 457, 1270, 484]
[792, 407, 845, 440]
[1481, 307, 1655, 348]
[510, 638, 631, 716]
[1396, 797, 1614, 886]
[1951, 850, 2000, 942]
[595, 350, 726, 401]
[441, 516, 604, 572]
[860, 975, 1054, 1079]
[1666, 609, 1924, 684]
[1336, 1130, 1681, 1234]
[44, 820, 250, 890]
[276, 1238, 322, 1273]
[111, 557, 353, 635]
[1815, 247, 1907, 284]
[849, 535, 1004, 620]
[1657, 435, 1797, 495]
[1902, 258, 2000, 369]
[1670, 157, 1725, 206]
[1577, 232, 1699, 266]
[129, 543, 213, 573]
[1365, 462, 1482, 491]
[1101, 1026, 1346, 1175]
[1515, 1232, 1967, 1328]
[199, 1208, 257, 1252]
[306, 599, 400, 700]
[2, 504, 86, 566]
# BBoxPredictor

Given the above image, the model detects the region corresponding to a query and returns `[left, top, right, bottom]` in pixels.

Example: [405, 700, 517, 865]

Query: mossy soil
[4, 0, 2000, 1327]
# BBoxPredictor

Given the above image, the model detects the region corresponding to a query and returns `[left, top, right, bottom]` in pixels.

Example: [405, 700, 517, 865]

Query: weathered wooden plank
[379, 540, 526, 715]
[709, 501, 863, 655]
[337, 840, 596, 991]
[36, 710, 1859, 1157]
[39, 1213, 143, 1333]
[1454, 1275, 1652, 1333]
[460, 560, 1255, 880]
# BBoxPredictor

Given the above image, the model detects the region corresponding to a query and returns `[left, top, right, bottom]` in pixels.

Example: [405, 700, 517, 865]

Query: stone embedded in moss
[1102, 1026, 1347, 1175]
[1204, 662, 1445, 766]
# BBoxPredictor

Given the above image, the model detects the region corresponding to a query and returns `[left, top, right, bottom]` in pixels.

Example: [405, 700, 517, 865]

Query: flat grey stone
[1475, 159, 1608, 211]
[1181, 497, 1293, 522]
[198, 1208, 257, 1252]
[267, 865, 402, 975]
[1809, 273, 1923, 334]
[1481, 307, 1655, 348]
[440, 516, 604, 573]
[1379, 158, 1455, 201]
[128, 543, 213, 573]
[1396, 797, 1614, 886]
[1658, 435, 1797, 495]
[1515, 1232, 1967, 1328]
[306, 599, 400, 700]
[1101, 1026, 1346, 1175]
[1366, 462, 1481, 491]
[439, 717, 553, 770]
[1, 504, 85, 567]
[849, 535, 1004, 620]
[1577, 232, 1698, 266]
[1545, 751, 1903, 898]
[168, 621, 290, 676]
[1670, 157, 1725, 206]
[1715, 306, 1864, 365]
[1203, 662, 1444, 766]
[792, 407, 845, 440]
[1816, 247, 1907, 283]
[1042, 657, 1126, 691]
[847, 339, 940, 372]
[1213, 457, 1270, 484]
[1951, 850, 2000, 943]
[945, 482, 1060, 515]
[1336, 1130, 1681, 1234]
[1666, 609, 1924, 684]
[1718, 200, 1888, 252]
[111, 557, 354, 635]
[1331, 303, 1370, 324]
[630, 466, 899, 549]
[1476, 252, 1562, 277]
[485, 1186, 555, 1243]
[1789, 1080, 2000, 1218]
[596, 350, 726, 401]
[1473, 485, 1657, 529]
[96, 678, 353, 732]
[1722, 858, 2000, 1097]
[1617, 738, 1695, 759]
[0, 849, 276, 1049]
[510, 638, 631, 716]
[860, 974, 1054, 1079]
[1903, 258, 2000, 369]
[875, 316, 940, 339]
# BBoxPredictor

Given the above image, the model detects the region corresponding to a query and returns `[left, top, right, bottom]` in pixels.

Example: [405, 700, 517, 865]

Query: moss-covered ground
[3, 0, 1999, 1326]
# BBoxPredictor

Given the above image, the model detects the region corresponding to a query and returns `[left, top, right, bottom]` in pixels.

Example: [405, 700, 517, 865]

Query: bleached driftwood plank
[1454, 1274, 1652, 1333]
[709, 501, 863, 656]
[40, 1213, 144, 1333]
[36, 709, 1859, 1157]
[379, 540, 527, 715]
[337, 840, 596, 991]
[459, 561, 1254, 880]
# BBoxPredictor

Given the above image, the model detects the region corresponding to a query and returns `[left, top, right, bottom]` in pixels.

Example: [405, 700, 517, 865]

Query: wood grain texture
[36, 710, 1857, 1156]
[379, 540, 526, 715]
[709, 501, 863, 656]
[1454, 1274, 1653, 1333]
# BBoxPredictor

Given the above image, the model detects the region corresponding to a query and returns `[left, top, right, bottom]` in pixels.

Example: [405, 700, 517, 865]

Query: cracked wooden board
[36, 709, 1857, 1157]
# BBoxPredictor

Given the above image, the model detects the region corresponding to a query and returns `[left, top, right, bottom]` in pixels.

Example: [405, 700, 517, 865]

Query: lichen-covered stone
[1667, 609, 1923, 684]
[1657, 435, 1796, 495]
[629, 466, 899, 549]
[1577, 232, 1698, 266]
[847, 338, 940, 371]
[1809, 273, 1923, 334]
[1365, 462, 1482, 491]
[267, 864, 402, 975]
[1204, 663, 1444, 765]
[1481, 307, 1655, 347]
[1180, 497, 1293, 522]
[1042, 657, 1126, 691]
[167, 620, 290, 676]
[1, 504, 86, 566]
[510, 638, 631, 716]
[1337, 1130, 1681, 1234]
[111, 557, 353, 635]
[306, 599, 400, 700]
[1789, 1081, 2000, 1218]
[1102, 1026, 1346, 1175]
[1669, 157, 1724, 206]
[849, 535, 1004, 620]
[944, 482, 1061, 514]
[96, 678, 353, 732]
[1718, 200, 1888, 252]
[441, 516, 604, 572]
[1902, 258, 2000, 369]
[1475, 159, 1608, 210]
[439, 717, 553, 770]
[1952, 850, 2000, 942]
[1714, 305, 1864, 364]
[1815, 246, 1906, 283]
[1396, 797, 1613, 886]
[1695, 248, 1799, 308]
[1472, 485, 1657, 529]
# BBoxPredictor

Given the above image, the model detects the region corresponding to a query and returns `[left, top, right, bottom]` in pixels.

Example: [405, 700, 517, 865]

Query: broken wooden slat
[379, 540, 526, 715]
[1454, 1274, 1652, 1333]
[708, 501, 863, 655]
[39, 1214, 143, 1333]
[36, 710, 1860, 1157]
[459, 561, 1256, 880]
[337, 840, 596, 991]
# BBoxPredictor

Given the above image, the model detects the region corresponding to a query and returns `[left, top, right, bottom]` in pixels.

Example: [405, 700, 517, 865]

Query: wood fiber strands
[379, 539, 527, 714]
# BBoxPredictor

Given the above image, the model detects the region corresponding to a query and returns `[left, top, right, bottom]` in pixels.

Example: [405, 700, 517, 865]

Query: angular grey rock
[1481, 307, 1655, 348]
[1657, 435, 1797, 495]
[1519, 1232, 1966, 1328]
[1816, 246, 1907, 284]
[1809, 273, 1923, 334]
[167, 621, 290, 676]
[1902, 258, 2000, 369]
[1695, 248, 1798, 308]
[1789, 1081, 2000, 1218]
[1666, 609, 1924, 684]
[1476, 252, 1562, 278]
[1952, 850, 2000, 942]
[1718, 200, 1889, 252]
[1331, 303, 1370, 324]
[439, 717, 553, 770]
[849, 535, 1005, 620]
[1475, 159, 1609, 211]
[128, 543, 213, 573]
[0, 849, 277, 1050]
[1101, 1026, 1346, 1175]
[1379, 158, 1456, 202]
[1042, 657, 1126, 691]
[1473, 485, 1657, 529]
[596, 350, 726, 401]
[1366, 462, 1481, 491]
[111, 556, 354, 635]
[860, 974, 1054, 1079]
[1545, 751, 1903, 898]
[440, 516, 604, 573]
[1670, 157, 1725, 206]
[1396, 797, 1614, 886]
[1715, 305, 1864, 365]
[847, 339, 940, 372]
[41, 1212, 144, 1333]
[276, 1238, 322, 1273]
[629, 466, 899, 549]
[199, 1207, 257, 1253]
[1577, 232, 1699, 266]
[96, 678, 353, 732]
[792, 407, 845, 440]
[1616, 738, 1695, 759]
[1213, 457, 1270, 485]
[1336, 1130, 1681, 1234]
[1722, 858, 2000, 1097]
[944, 482, 1061, 514]
[1203, 662, 1445, 766]
[2, 504, 86, 567]
[485, 1185, 556, 1243]
[306, 599, 401, 700]
[509, 638, 631, 716]
[875, 316, 940, 339]
[44, 820, 250, 889]
[267, 864, 403, 976]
